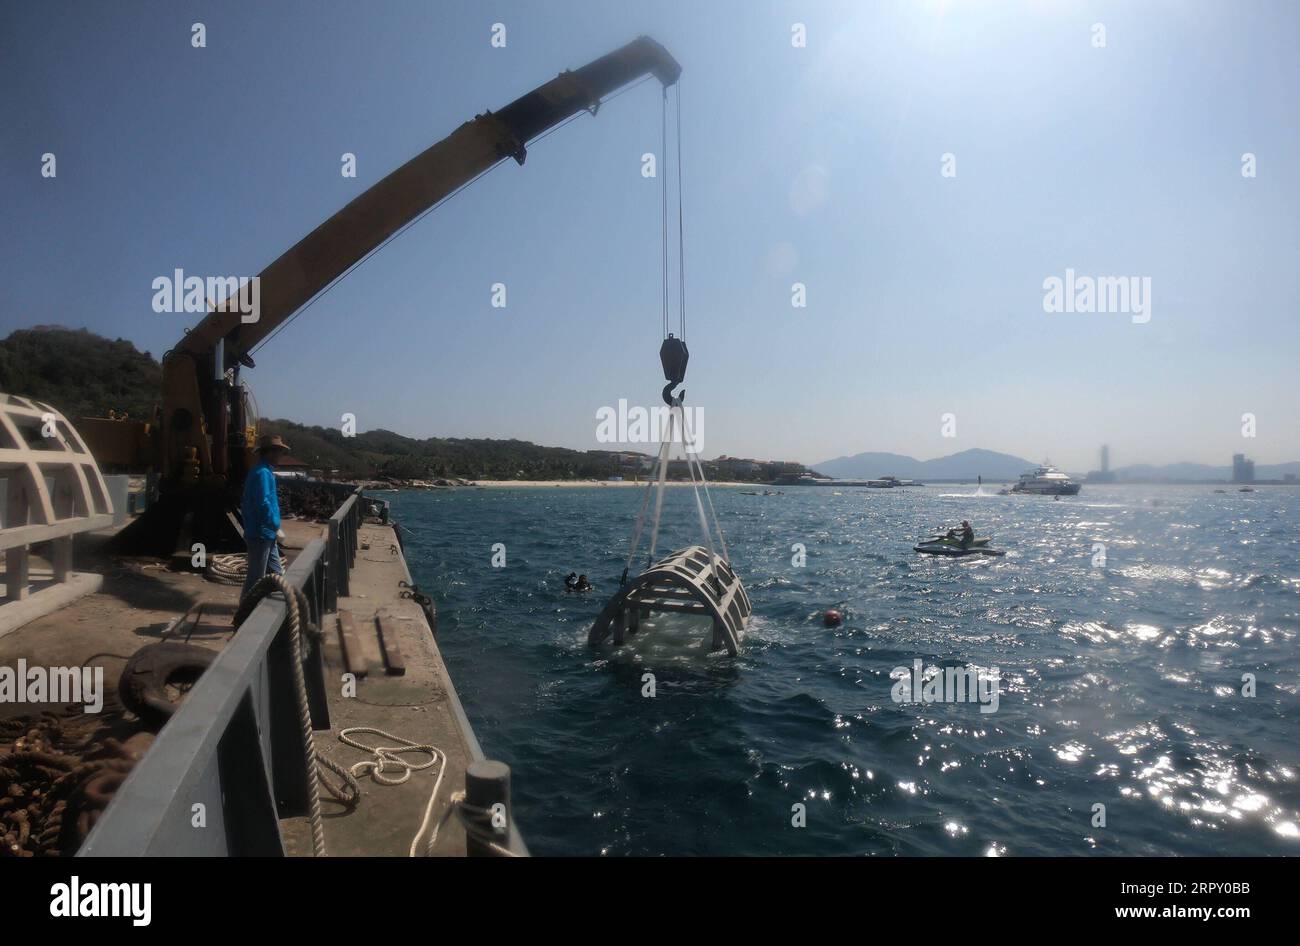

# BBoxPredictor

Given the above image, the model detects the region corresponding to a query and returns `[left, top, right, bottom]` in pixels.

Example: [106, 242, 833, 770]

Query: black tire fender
[118, 642, 216, 727]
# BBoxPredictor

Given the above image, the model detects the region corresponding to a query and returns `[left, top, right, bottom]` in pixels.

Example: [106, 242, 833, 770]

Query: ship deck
[0, 506, 504, 857]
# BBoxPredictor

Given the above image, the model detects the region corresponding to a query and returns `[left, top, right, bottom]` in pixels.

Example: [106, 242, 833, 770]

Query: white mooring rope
[243, 577, 508, 857]
[435, 791, 519, 858]
[243, 573, 360, 856]
[337, 726, 450, 857]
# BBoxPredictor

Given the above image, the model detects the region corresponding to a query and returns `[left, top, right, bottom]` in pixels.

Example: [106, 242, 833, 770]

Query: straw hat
[255, 433, 290, 453]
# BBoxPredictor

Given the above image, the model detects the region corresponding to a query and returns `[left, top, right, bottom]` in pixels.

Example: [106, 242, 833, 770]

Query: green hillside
[259, 418, 638, 480]
[0, 326, 795, 482]
[0, 326, 161, 420]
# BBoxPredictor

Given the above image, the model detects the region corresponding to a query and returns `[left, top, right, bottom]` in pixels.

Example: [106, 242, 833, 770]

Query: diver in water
[564, 572, 578, 590]
[575, 574, 592, 592]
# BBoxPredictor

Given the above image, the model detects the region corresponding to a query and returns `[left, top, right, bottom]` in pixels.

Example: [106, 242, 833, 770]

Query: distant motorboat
[866, 475, 920, 488]
[1009, 462, 1081, 496]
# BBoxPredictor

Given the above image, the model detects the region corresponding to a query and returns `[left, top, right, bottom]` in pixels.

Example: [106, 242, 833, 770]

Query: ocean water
[388, 484, 1300, 856]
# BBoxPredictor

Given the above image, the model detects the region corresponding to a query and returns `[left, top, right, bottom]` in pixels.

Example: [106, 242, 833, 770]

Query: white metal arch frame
[0, 394, 114, 603]
[588, 545, 752, 656]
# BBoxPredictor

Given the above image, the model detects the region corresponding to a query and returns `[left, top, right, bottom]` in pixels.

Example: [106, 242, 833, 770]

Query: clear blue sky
[3, 0, 1297, 471]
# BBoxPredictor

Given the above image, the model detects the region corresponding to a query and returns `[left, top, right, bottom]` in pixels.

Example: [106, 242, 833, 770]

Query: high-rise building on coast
[1087, 444, 1116, 483]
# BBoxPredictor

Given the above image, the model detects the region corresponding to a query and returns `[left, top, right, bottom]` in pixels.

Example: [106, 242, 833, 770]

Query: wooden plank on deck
[336, 610, 368, 678]
[374, 609, 406, 676]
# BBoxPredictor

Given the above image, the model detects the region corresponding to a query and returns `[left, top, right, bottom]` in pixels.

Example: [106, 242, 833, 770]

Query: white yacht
[1010, 462, 1081, 495]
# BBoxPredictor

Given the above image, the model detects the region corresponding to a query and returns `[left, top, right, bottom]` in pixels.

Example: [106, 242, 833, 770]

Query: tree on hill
[0, 327, 160, 420]
[0, 327, 806, 483]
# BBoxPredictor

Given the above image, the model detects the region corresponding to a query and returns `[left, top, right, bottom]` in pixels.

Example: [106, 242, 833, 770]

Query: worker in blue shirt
[241, 434, 289, 599]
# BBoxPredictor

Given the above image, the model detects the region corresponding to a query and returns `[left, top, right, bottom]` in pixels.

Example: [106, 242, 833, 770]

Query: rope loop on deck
[331, 726, 450, 857]
[341, 727, 441, 786]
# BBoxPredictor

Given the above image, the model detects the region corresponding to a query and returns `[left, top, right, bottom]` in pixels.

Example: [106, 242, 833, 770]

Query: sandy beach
[464, 480, 755, 489]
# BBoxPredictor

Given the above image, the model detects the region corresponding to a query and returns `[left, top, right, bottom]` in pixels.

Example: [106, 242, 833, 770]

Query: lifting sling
[593, 83, 751, 654]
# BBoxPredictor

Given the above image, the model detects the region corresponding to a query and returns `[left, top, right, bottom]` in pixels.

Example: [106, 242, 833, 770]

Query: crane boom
[181, 36, 681, 364]
[101, 36, 681, 556]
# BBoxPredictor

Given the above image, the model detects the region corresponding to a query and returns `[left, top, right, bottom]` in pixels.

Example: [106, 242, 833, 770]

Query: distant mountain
[813, 448, 1037, 481]
[1110, 462, 1225, 481]
[812, 451, 918, 478]
[1257, 462, 1300, 479]
[1110, 461, 1300, 482]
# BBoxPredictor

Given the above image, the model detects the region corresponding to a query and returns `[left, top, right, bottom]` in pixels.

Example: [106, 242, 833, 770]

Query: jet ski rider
[945, 521, 975, 549]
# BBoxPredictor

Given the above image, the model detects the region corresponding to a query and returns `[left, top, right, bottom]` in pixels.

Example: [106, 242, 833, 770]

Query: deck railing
[77, 535, 334, 856]
[78, 486, 525, 857]
[326, 489, 360, 608]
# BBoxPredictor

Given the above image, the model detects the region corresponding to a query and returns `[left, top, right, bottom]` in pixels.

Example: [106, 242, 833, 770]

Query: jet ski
[914, 535, 1004, 557]
[920, 533, 992, 548]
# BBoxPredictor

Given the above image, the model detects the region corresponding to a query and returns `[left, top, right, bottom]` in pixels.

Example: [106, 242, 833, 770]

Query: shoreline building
[1232, 453, 1256, 484]
[1087, 444, 1117, 483]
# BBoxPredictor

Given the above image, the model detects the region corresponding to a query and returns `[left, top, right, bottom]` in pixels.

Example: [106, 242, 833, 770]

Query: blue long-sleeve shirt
[241, 460, 281, 541]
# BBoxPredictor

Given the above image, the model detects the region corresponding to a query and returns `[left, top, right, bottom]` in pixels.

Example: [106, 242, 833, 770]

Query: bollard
[464, 760, 513, 857]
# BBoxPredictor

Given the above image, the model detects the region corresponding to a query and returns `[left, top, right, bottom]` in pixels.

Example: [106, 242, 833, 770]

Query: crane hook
[659, 334, 689, 407]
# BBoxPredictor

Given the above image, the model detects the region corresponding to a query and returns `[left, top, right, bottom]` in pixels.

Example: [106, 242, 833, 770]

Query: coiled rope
[336, 727, 517, 856]
[239, 578, 503, 857]
[205, 552, 251, 586]
[337, 726, 450, 857]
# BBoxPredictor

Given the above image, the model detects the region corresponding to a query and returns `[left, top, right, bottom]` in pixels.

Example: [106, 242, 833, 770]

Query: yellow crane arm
[178, 36, 681, 365]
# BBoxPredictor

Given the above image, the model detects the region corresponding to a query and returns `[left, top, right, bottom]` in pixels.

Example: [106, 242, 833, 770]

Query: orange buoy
[823, 609, 842, 628]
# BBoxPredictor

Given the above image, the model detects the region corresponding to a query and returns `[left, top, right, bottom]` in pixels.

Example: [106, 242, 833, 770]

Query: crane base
[110, 488, 245, 560]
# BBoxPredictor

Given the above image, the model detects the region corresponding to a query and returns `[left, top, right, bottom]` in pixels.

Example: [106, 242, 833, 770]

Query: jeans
[242, 537, 283, 600]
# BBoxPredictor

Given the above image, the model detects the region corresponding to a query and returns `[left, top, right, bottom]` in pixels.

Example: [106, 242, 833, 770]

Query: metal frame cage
[0, 394, 114, 602]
